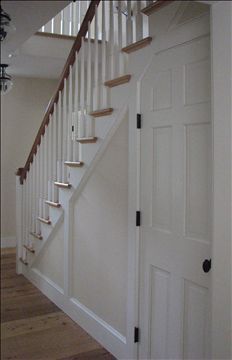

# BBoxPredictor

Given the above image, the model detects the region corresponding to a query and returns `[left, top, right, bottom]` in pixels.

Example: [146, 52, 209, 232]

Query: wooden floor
[1, 248, 115, 360]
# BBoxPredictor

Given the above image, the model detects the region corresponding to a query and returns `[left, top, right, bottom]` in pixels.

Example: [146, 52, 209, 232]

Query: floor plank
[1, 249, 115, 360]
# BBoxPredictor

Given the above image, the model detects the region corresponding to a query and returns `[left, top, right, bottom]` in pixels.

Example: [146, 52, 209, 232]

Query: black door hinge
[137, 114, 141, 129]
[134, 327, 139, 343]
[136, 211, 141, 227]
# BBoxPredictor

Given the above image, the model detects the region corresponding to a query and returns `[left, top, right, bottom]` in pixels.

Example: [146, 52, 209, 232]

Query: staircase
[15, 1, 175, 358]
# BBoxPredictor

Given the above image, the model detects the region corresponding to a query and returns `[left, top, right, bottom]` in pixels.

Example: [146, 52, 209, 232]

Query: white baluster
[25, 177, 29, 244]
[63, 5, 70, 35]
[39, 137, 44, 218]
[29, 162, 33, 237]
[101, 2, 108, 108]
[61, 10, 64, 34]
[73, 1, 77, 35]
[57, 91, 63, 181]
[67, 66, 73, 161]
[87, 22, 94, 137]
[117, 1, 124, 75]
[109, 0, 115, 79]
[69, 3, 73, 36]
[73, 52, 79, 161]
[53, 105, 58, 202]
[93, 5, 99, 110]
[44, 19, 52, 33]
[63, 79, 68, 182]
[32, 155, 36, 233]
[80, 38, 85, 140]
[43, 127, 48, 219]
[48, 116, 52, 201]
[135, 1, 143, 42]
[35, 146, 41, 234]
[53, 12, 61, 35]
[126, 1, 132, 45]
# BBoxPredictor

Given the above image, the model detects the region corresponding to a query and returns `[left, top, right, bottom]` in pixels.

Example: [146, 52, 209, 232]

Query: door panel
[139, 36, 211, 359]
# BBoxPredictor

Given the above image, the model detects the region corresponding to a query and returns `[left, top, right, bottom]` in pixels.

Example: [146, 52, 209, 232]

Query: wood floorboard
[1, 249, 115, 360]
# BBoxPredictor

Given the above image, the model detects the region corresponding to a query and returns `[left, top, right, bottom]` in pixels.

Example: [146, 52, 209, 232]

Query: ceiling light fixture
[0, 6, 15, 41]
[0, 64, 13, 94]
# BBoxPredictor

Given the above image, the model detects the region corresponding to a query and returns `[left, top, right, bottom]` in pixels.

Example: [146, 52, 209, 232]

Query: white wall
[1, 76, 57, 247]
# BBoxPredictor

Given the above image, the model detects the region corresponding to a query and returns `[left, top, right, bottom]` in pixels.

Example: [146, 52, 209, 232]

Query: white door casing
[139, 33, 211, 359]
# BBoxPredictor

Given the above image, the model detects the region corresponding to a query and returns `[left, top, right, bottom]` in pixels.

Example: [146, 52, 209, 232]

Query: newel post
[15, 168, 24, 274]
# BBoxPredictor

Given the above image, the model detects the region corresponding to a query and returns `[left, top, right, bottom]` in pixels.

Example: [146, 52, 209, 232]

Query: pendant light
[0, 64, 13, 94]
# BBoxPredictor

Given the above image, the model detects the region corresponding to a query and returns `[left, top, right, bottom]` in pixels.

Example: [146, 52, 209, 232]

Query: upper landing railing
[39, 1, 91, 38]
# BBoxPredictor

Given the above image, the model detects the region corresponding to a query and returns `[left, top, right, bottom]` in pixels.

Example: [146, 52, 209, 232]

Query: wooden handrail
[18, 0, 100, 184]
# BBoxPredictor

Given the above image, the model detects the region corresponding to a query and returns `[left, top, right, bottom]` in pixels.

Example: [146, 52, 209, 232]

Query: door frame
[127, 1, 231, 359]
[209, 1, 232, 358]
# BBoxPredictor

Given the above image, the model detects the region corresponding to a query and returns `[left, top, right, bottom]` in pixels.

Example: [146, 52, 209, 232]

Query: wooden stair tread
[104, 75, 131, 88]
[122, 37, 152, 53]
[23, 245, 35, 254]
[64, 161, 84, 167]
[141, 0, 174, 15]
[45, 200, 61, 208]
[38, 217, 51, 225]
[19, 257, 28, 266]
[89, 108, 113, 118]
[76, 137, 97, 144]
[30, 232, 43, 240]
[54, 181, 71, 189]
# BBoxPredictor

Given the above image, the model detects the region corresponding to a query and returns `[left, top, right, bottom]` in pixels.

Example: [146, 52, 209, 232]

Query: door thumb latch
[202, 258, 211, 273]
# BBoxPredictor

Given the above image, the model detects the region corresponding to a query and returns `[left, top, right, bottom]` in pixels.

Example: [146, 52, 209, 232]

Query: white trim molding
[22, 266, 127, 359]
[211, 1, 232, 358]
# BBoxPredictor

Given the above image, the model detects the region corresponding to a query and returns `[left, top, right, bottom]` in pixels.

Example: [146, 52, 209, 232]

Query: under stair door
[139, 35, 211, 359]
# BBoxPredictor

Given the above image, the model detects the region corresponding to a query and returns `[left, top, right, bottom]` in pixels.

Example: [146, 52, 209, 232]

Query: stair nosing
[104, 74, 131, 88]
[89, 108, 113, 118]
[121, 37, 152, 54]
[76, 137, 98, 144]
[30, 232, 43, 240]
[54, 181, 72, 189]
[45, 200, 61, 208]
[38, 217, 52, 225]
[64, 161, 84, 167]
[23, 244, 35, 253]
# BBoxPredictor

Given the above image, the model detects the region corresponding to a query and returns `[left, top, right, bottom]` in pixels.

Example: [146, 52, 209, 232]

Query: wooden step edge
[76, 137, 97, 144]
[104, 74, 131, 88]
[54, 181, 72, 189]
[19, 257, 28, 266]
[38, 217, 52, 225]
[64, 161, 84, 167]
[89, 108, 113, 118]
[122, 37, 152, 54]
[30, 232, 43, 240]
[23, 245, 35, 254]
[45, 200, 61, 208]
[141, 0, 174, 16]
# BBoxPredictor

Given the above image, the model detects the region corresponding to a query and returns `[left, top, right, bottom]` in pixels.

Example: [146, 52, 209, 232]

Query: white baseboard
[1, 236, 16, 248]
[22, 266, 127, 359]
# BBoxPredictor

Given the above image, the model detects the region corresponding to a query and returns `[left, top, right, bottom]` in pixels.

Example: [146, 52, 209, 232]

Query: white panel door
[139, 36, 211, 359]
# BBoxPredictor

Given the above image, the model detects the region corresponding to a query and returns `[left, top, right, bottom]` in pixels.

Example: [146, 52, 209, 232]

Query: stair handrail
[17, 0, 101, 184]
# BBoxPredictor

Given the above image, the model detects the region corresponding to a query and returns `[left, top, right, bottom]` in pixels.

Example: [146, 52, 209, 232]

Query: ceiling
[1, 0, 70, 78]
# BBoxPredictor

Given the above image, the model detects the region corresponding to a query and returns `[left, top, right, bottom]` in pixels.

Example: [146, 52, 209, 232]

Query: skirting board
[22, 266, 127, 359]
[1, 236, 16, 248]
